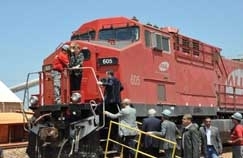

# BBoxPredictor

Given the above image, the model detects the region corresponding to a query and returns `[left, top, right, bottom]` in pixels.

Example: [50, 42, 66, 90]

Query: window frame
[144, 29, 171, 53]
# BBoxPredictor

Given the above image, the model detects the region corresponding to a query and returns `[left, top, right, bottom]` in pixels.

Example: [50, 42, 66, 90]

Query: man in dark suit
[181, 114, 200, 158]
[148, 109, 180, 158]
[98, 70, 124, 109]
[141, 108, 161, 157]
[199, 117, 223, 158]
[98, 70, 124, 150]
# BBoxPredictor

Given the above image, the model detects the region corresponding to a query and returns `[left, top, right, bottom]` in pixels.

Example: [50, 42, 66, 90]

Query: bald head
[148, 108, 156, 117]
[122, 98, 131, 105]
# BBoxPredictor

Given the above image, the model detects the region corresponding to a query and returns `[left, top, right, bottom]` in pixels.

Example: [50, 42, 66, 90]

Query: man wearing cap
[228, 112, 243, 158]
[147, 109, 180, 158]
[160, 109, 180, 158]
[52, 44, 70, 104]
[141, 108, 161, 157]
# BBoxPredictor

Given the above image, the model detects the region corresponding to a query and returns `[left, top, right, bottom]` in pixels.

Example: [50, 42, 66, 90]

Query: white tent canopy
[0, 80, 22, 103]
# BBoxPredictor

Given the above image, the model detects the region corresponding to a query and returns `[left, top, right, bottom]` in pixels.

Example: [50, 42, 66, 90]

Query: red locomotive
[25, 16, 243, 157]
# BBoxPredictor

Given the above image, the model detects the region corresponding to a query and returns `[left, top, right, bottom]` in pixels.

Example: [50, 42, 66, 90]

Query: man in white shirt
[199, 117, 223, 158]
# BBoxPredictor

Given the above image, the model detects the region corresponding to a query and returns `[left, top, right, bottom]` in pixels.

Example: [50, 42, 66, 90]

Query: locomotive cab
[25, 16, 243, 157]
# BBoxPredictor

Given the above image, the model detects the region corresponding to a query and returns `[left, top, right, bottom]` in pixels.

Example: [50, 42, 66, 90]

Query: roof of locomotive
[71, 16, 140, 35]
[71, 16, 222, 52]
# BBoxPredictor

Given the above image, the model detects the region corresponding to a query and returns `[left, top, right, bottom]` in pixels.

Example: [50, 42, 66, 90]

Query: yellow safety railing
[104, 120, 181, 158]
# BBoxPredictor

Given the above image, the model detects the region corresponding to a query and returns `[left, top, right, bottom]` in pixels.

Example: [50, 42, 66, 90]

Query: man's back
[52, 51, 69, 71]
[161, 120, 179, 149]
[119, 105, 137, 136]
[142, 117, 161, 132]
[103, 76, 123, 104]
[142, 116, 161, 148]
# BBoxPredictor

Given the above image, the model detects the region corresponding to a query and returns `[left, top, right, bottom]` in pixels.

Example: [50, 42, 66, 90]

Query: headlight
[71, 92, 81, 103]
[30, 95, 39, 108]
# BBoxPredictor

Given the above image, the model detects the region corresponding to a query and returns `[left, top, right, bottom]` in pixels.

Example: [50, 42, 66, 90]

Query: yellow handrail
[104, 120, 180, 158]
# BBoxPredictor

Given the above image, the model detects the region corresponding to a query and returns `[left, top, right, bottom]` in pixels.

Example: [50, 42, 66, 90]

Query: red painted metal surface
[39, 16, 243, 115]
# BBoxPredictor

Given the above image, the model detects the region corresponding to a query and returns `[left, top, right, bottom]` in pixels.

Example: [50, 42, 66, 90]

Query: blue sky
[0, 0, 243, 93]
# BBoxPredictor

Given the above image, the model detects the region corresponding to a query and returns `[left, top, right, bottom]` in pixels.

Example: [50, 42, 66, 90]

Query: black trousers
[98, 103, 120, 150]
[142, 147, 160, 158]
[122, 135, 136, 158]
[70, 74, 82, 92]
[106, 103, 120, 150]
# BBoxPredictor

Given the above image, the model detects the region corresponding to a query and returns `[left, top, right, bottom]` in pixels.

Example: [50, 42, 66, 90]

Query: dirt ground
[3, 148, 28, 158]
[221, 152, 232, 158]
[3, 147, 232, 158]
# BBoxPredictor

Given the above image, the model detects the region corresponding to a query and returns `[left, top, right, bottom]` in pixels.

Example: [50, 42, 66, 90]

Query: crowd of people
[95, 68, 243, 158]
[50, 42, 243, 158]
[101, 96, 243, 158]
[139, 110, 243, 158]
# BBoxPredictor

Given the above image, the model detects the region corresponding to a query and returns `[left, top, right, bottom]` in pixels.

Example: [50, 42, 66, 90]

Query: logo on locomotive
[159, 61, 169, 72]
[226, 69, 243, 95]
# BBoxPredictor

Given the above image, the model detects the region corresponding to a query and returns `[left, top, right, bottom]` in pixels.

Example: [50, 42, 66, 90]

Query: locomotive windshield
[98, 26, 139, 41]
[71, 30, 96, 41]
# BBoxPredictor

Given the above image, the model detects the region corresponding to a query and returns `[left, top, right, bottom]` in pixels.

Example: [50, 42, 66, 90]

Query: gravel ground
[3, 148, 29, 158]
[3, 147, 232, 158]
